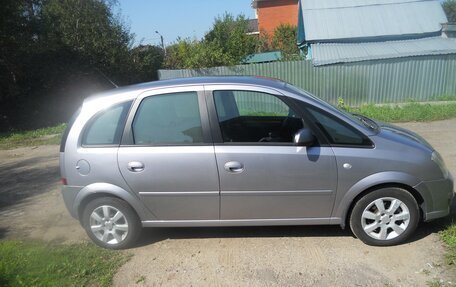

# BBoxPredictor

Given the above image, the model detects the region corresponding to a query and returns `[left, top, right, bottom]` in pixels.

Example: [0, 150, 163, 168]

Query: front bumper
[414, 173, 454, 221]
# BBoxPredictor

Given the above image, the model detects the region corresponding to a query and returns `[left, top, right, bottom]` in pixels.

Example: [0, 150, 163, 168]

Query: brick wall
[257, 0, 299, 37]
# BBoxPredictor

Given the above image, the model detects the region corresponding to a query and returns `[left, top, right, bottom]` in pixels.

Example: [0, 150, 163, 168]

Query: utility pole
[155, 31, 166, 56]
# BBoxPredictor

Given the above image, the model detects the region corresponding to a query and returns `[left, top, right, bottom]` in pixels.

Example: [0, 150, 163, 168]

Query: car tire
[349, 187, 420, 246]
[82, 197, 141, 249]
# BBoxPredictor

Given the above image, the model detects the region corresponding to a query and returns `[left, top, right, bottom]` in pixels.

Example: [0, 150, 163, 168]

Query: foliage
[348, 103, 456, 122]
[165, 17, 304, 69]
[0, 0, 164, 132]
[130, 45, 165, 83]
[271, 24, 302, 61]
[41, 0, 132, 81]
[427, 280, 454, 287]
[256, 31, 273, 53]
[443, 0, 456, 22]
[435, 94, 456, 101]
[337, 97, 346, 110]
[164, 14, 257, 69]
[0, 240, 130, 287]
[440, 222, 456, 265]
[0, 123, 66, 149]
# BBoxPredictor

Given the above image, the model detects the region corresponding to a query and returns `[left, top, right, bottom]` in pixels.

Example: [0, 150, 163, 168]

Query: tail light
[61, 178, 68, 185]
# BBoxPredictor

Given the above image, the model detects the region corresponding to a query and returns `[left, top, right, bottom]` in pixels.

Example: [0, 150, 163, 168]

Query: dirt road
[0, 119, 455, 286]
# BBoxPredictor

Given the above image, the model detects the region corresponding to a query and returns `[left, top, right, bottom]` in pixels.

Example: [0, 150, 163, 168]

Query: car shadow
[0, 155, 59, 211]
[134, 224, 354, 248]
[0, 227, 8, 240]
[133, 200, 456, 248]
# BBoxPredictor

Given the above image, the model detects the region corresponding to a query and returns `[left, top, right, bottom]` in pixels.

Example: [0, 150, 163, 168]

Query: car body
[60, 76, 454, 249]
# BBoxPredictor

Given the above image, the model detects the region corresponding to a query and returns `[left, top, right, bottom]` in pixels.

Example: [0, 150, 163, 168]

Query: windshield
[285, 84, 379, 131]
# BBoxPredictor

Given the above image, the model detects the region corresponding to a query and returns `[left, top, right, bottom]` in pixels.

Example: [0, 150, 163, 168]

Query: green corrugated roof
[242, 51, 282, 64]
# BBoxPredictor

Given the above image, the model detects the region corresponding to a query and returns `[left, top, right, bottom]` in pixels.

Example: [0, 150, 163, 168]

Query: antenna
[94, 67, 119, 88]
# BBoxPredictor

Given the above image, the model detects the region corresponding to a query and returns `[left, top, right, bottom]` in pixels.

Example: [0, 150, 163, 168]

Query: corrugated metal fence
[158, 55, 456, 106]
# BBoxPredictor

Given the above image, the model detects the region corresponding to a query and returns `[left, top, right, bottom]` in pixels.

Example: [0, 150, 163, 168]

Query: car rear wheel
[350, 187, 420, 246]
[82, 197, 141, 249]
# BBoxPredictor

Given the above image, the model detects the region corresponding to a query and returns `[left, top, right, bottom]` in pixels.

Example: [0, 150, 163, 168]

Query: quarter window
[307, 107, 372, 146]
[82, 101, 131, 146]
[213, 90, 303, 143]
[132, 92, 204, 145]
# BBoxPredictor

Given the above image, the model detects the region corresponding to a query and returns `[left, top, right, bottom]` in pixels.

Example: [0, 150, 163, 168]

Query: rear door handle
[224, 161, 244, 173]
[127, 161, 145, 172]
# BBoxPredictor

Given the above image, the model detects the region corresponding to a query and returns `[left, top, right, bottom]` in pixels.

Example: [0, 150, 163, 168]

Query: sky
[116, 0, 256, 47]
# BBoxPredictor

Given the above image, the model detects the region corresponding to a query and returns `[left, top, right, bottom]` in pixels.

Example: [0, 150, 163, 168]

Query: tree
[0, 0, 163, 131]
[443, 0, 456, 22]
[164, 13, 257, 69]
[271, 24, 302, 61]
[41, 0, 133, 83]
[204, 13, 258, 65]
[130, 45, 164, 83]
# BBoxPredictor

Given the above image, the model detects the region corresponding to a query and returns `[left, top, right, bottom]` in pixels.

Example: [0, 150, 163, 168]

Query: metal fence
[158, 55, 456, 106]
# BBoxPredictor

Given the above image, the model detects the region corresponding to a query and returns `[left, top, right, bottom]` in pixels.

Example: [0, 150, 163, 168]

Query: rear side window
[132, 92, 203, 145]
[82, 101, 131, 146]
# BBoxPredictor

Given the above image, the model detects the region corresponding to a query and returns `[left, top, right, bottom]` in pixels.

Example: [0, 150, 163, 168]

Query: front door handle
[224, 161, 244, 173]
[127, 161, 145, 172]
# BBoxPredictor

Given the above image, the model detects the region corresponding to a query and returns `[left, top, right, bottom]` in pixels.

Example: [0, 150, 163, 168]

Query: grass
[427, 280, 454, 287]
[0, 240, 130, 287]
[434, 94, 456, 102]
[348, 102, 456, 123]
[439, 222, 456, 266]
[0, 124, 66, 149]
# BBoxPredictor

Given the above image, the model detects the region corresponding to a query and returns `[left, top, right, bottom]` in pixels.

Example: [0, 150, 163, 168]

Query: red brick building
[252, 0, 299, 37]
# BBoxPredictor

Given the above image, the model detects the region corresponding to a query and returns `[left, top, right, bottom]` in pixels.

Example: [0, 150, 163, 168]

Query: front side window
[213, 90, 303, 143]
[132, 92, 203, 145]
[82, 102, 131, 146]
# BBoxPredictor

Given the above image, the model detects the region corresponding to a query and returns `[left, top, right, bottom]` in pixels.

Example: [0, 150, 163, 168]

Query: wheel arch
[333, 171, 427, 228]
[343, 182, 424, 229]
[73, 183, 156, 222]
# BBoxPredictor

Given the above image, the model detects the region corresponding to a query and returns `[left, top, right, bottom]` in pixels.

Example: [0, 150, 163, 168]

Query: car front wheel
[82, 197, 141, 249]
[350, 187, 420, 246]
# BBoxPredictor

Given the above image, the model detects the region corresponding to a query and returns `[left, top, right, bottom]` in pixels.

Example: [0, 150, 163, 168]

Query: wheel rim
[361, 197, 410, 241]
[89, 205, 129, 245]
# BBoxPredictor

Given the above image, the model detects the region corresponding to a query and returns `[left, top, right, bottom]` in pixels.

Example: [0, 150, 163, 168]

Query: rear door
[205, 85, 338, 221]
[118, 86, 220, 220]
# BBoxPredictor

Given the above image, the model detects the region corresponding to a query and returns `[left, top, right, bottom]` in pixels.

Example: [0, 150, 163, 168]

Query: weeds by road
[440, 222, 456, 266]
[350, 103, 456, 123]
[0, 124, 66, 149]
[0, 240, 130, 287]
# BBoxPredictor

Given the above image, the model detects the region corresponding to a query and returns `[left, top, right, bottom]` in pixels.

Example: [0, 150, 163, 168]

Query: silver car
[60, 76, 454, 249]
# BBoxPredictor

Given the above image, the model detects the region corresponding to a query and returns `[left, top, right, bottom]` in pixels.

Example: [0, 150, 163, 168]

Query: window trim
[80, 101, 132, 148]
[121, 87, 212, 147]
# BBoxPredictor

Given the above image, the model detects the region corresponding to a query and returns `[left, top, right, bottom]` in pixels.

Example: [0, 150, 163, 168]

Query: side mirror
[294, 128, 315, 146]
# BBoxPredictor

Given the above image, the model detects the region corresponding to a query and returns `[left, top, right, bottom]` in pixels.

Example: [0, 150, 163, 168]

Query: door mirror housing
[294, 128, 315, 146]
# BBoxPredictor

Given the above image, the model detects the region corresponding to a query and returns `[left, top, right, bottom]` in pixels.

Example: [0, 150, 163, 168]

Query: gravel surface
[0, 119, 455, 286]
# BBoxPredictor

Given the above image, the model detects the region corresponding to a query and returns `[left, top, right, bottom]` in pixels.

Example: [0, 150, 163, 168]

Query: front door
[207, 87, 338, 220]
[118, 87, 219, 220]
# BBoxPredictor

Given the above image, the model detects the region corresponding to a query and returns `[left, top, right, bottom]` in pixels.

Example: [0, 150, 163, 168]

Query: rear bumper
[61, 185, 83, 219]
[415, 173, 454, 221]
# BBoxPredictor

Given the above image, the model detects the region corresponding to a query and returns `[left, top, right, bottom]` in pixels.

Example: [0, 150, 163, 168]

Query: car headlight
[431, 151, 449, 178]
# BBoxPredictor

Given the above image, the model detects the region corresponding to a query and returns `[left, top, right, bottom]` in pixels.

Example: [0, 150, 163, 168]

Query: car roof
[85, 76, 288, 104]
